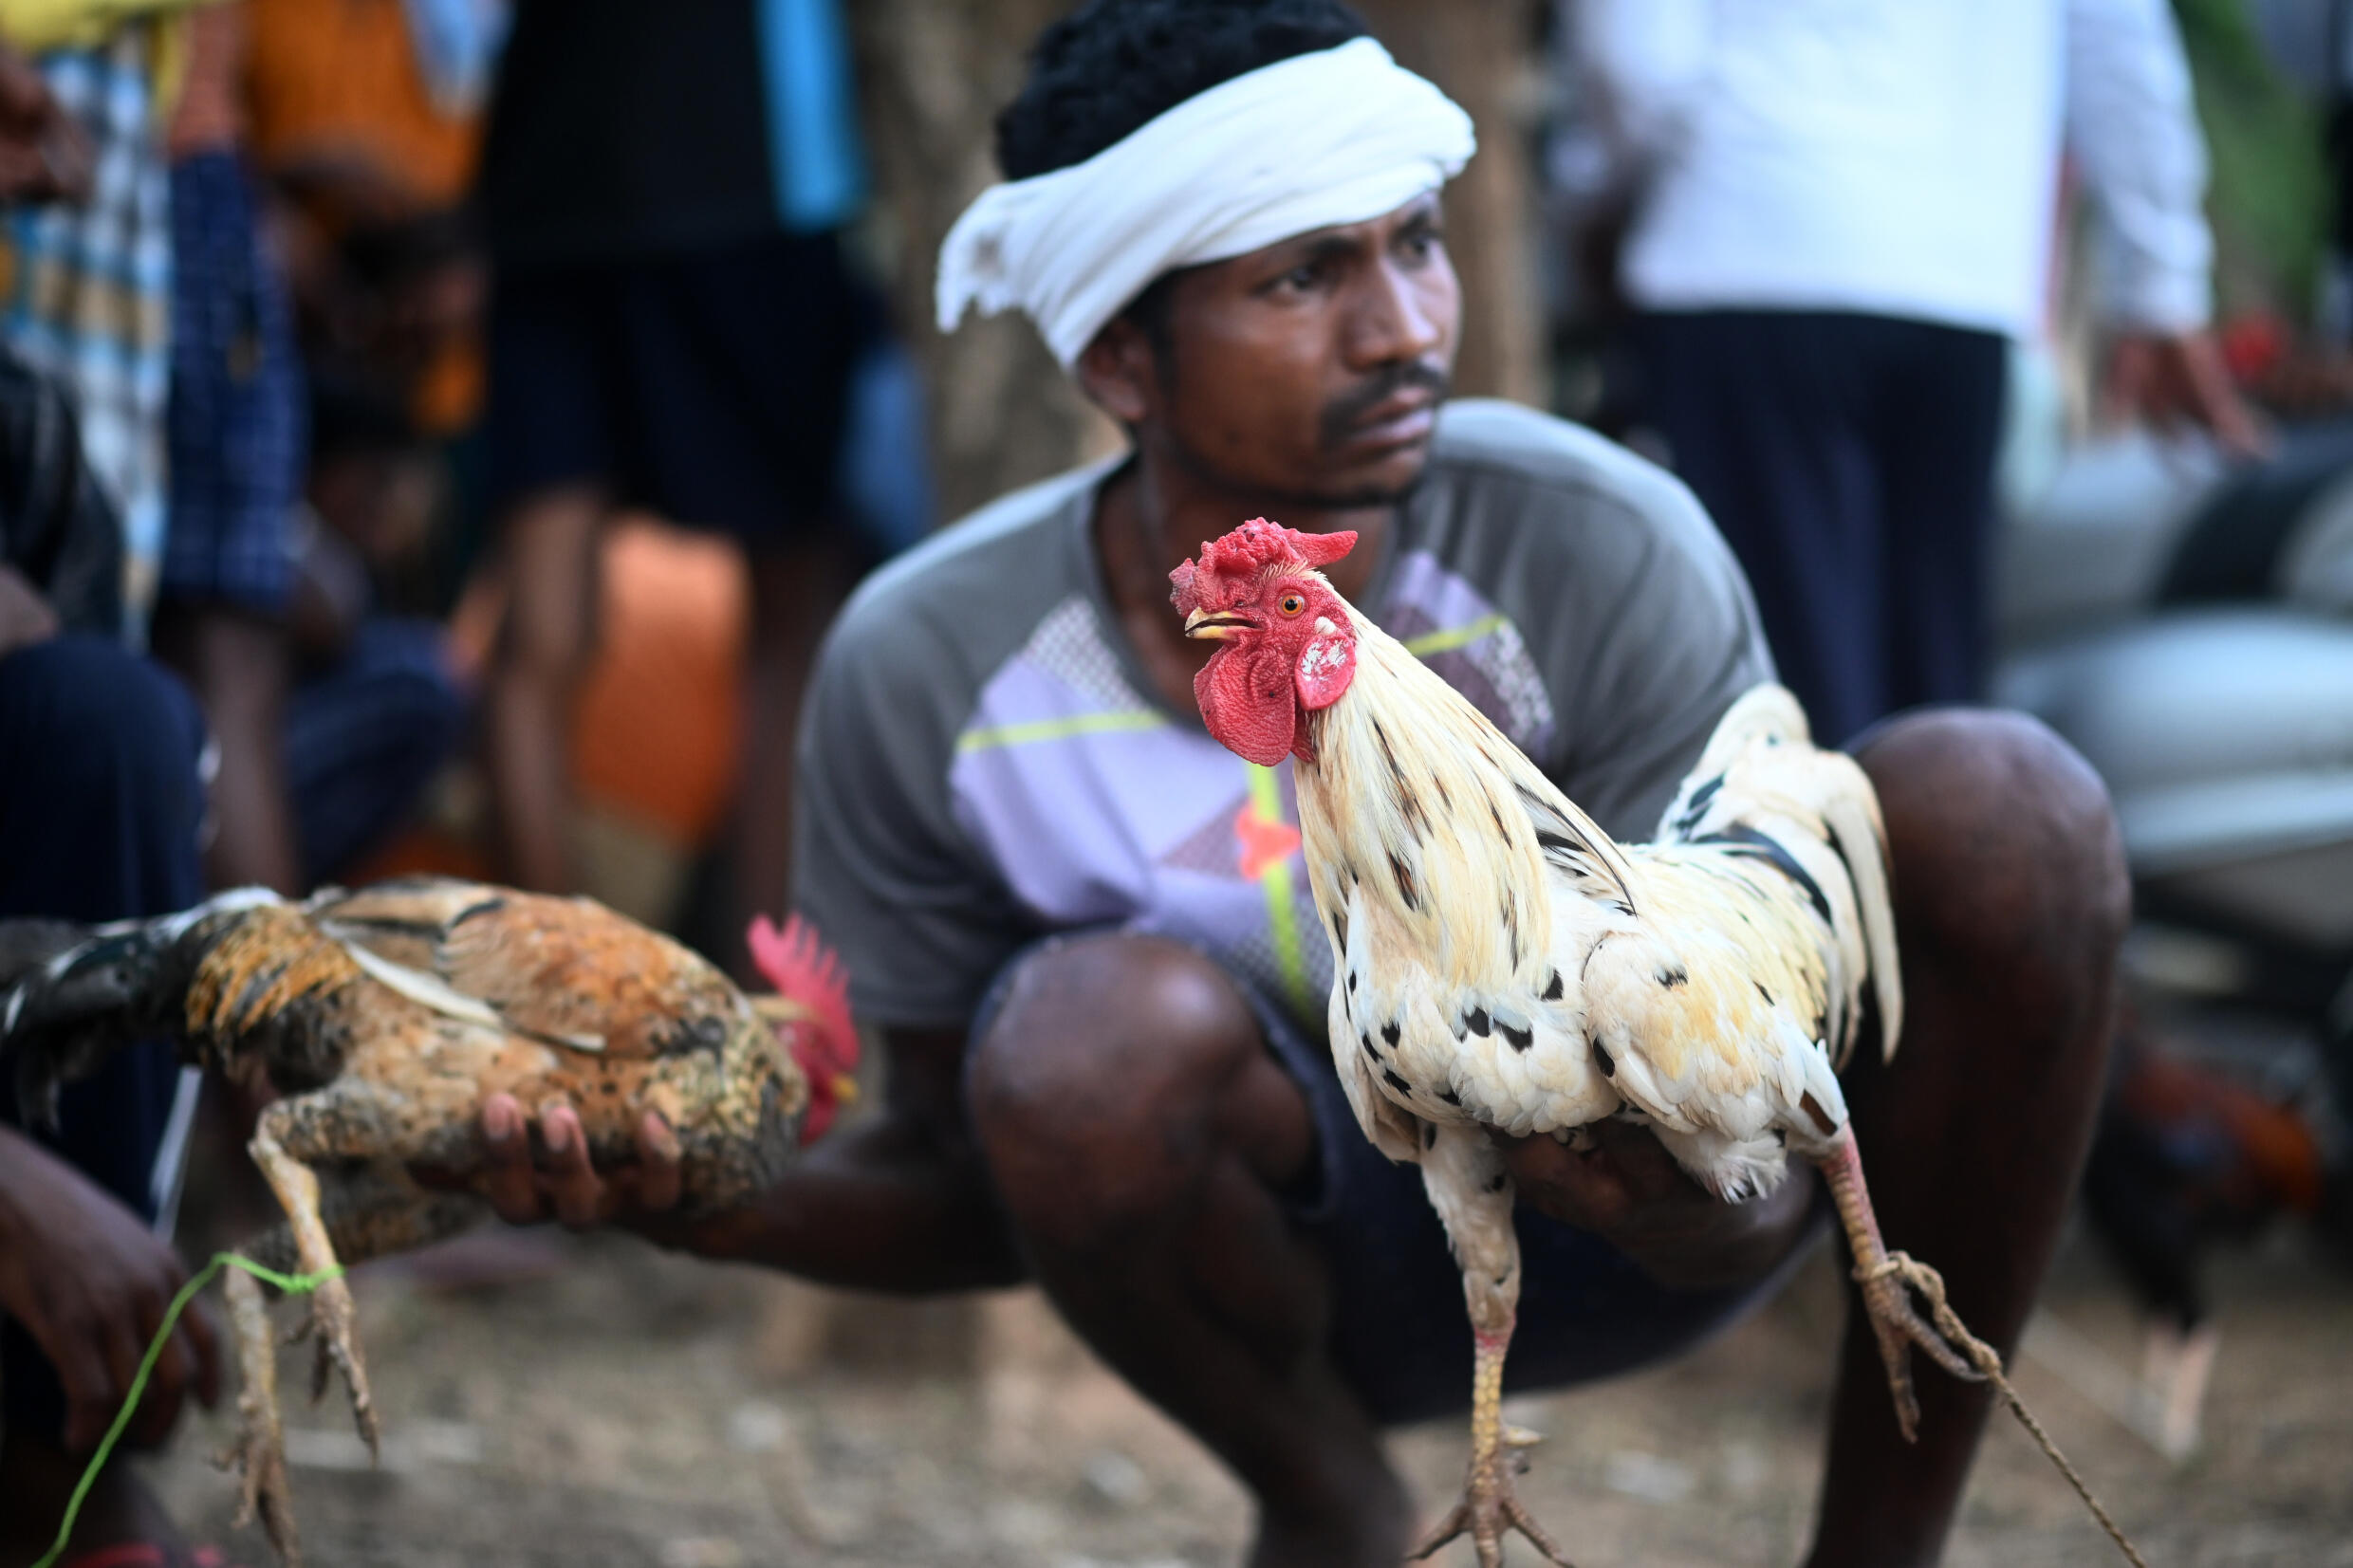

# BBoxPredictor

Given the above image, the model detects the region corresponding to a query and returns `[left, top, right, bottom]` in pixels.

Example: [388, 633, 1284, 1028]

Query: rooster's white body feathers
[1294, 605, 1902, 1205]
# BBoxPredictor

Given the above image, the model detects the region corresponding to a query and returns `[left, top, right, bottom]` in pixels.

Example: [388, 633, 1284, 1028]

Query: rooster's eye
[1278, 594, 1306, 617]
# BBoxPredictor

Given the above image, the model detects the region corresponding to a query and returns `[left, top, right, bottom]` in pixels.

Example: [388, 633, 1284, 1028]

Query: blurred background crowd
[1, 0, 2352, 1558]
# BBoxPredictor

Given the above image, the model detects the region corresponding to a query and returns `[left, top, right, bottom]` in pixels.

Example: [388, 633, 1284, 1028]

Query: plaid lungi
[0, 28, 173, 636]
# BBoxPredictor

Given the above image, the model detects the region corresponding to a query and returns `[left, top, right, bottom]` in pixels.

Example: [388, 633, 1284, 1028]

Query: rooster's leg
[1817, 1127, 1983, 1440]
[222, 1169, 486, 1565]
[221, 1262, 300, 1567]
[1410, 1127, 1574, 1568]
[247, 1101, 378, 1456]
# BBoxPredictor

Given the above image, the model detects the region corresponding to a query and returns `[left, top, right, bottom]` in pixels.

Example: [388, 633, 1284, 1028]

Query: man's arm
[0, 1128, 220, 1451]
[2066, 0, 2267, 452]
[471, 1024, 1028, 1294]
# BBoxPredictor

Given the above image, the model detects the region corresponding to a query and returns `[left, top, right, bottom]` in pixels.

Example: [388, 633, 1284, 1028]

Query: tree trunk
[849, 0, 1547, 526]
[1353, 0, 1547, 410]
[848, 0, 1117, 526]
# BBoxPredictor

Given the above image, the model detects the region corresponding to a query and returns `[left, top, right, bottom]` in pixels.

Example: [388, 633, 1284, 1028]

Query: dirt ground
[121, 1208, 2351, 1568]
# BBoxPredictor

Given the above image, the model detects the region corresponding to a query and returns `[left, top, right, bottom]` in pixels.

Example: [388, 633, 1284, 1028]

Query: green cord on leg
[29, 1253, 344, 1568]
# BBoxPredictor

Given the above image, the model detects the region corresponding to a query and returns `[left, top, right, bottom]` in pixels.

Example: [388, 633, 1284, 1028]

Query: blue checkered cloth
[161, 148, 304, 619]
[0, 29, 173, 634]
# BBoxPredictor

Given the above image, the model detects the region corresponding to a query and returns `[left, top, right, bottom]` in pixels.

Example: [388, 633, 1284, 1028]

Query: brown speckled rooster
[1175, 520, 1975, 1565]
[0, 877, 856, 1563]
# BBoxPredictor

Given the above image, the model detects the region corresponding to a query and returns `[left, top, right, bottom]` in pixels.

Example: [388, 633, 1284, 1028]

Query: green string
[30, 1252, 344, 1568]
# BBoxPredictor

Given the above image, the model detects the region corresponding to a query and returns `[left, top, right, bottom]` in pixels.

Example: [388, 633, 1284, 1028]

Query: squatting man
[471, 4, 2128, 1565]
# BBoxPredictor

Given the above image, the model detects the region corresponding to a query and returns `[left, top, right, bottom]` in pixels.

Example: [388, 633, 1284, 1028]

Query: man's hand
[1499, 1120, 1815, 1292]
[459, 1094, 686, 1233]
[0, 563, 59, 657]
[2104, 329, 2271, 459]
[0, 1130, 221, 1452]
[0, 46, 92, 206]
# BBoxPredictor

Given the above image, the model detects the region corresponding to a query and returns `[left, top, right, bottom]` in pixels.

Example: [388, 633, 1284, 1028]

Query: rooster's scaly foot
[302, 1273, 379, 1455]
[220, 1264, 301, 1566]
[1408, 1442, 1575, 1568]
[1858, 1250, 1986, 1441]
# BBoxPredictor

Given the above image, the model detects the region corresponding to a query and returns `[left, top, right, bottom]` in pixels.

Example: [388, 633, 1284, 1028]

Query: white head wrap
[936, 38, 1475, 369]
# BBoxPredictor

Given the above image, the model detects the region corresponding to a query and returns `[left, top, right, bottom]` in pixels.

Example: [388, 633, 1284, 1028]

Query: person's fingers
[1497, 1132, 1621, 1230]
[636, 1113, 682, 1213]
[86, 1315, 145, 1449]
[2186, 357, 2272, 459]
[51, 1330, 114, 1453]
[479, 1094, 542, 1223]
[540, 1100, 602, 1228]
[96, 1309, 140, 1406]
[127, 1324, 187, 1448]
[122, 1275, 190, 1448]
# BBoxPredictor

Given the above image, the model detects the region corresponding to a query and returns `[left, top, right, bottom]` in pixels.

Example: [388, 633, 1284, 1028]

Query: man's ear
[1074, 315, 1158, 426]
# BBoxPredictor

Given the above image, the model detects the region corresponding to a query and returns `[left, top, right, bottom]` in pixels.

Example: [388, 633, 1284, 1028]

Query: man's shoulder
[827, 461, 1105, 667]
[1418, 399, 1727, 576]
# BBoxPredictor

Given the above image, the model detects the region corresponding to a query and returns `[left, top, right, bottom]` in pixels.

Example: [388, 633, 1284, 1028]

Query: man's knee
[0, 637, 204, 810]
[1857, 707, 2129, 988]
[965, 933, 1268, 1245]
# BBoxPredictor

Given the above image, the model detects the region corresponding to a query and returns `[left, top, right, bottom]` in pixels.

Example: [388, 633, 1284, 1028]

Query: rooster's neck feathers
[1293, 606, 1638, 987]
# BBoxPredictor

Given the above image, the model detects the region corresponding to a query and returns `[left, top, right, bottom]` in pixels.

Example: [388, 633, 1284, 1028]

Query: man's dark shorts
[487, 228, 876, 545]
[973, 932, 1824, 1426]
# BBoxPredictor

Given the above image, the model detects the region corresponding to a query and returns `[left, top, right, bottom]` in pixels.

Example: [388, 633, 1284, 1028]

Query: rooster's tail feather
[1658, 684, 1812, 843]
[2, 917, 177, 1125]
[1819, 763, 1904, 1068]
[0, 888, 279, 1124]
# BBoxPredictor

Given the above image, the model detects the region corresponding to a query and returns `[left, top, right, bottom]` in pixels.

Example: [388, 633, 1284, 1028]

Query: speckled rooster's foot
[219, 1265, 301, 1566]
[1858, 1250, 1986, 1441]
[1408, 1429, 1574, 1568]
[299, 1274, 378, 1456]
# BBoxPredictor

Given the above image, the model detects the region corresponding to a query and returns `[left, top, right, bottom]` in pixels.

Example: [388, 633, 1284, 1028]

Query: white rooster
[1173, 519, 1976, 1565]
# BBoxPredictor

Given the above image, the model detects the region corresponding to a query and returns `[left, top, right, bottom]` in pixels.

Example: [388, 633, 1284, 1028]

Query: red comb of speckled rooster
[747, 914, 859, 1143]
[1170, 517, 1358, 616]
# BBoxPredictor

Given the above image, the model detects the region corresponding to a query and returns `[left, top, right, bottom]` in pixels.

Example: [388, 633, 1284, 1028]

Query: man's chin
[1261, 445, 1435, 513]
[1171, 432, 1435, 515]
[1306, 447, 1434, 510]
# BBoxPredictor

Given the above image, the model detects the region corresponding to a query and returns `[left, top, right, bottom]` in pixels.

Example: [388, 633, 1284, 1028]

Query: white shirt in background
[1577, 0, 2215, 340]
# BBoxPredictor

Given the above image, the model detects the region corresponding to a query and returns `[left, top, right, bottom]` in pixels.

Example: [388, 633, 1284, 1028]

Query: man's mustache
[1319, 361, 1451, 450]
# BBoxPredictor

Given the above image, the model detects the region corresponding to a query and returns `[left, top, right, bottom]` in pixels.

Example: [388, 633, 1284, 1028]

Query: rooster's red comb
[747, 913, 860, 1144]
[1170, 518, 1358, 614]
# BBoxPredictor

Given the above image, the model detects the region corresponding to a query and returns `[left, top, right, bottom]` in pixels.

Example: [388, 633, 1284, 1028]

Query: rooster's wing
[313, 878, 747, 1060]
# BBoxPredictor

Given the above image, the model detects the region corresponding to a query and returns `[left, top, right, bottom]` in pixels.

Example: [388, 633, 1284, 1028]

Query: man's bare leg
[484, 482, 606, 894]
[1806, 710, 2128, 1567]
[965, 934, 1411, 1568]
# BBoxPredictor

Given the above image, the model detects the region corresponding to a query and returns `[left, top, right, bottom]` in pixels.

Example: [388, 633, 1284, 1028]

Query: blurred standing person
[1577, 0, 2265, 746]
[476, 0, 877, 946]
[0, 6, 178, 632]
[157, 0, 469, 895]
[0, 38, 221, 1561]
[154, 0, 305, 894]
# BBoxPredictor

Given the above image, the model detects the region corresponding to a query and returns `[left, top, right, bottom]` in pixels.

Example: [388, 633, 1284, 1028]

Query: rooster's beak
[1184, 609, 1251, 639]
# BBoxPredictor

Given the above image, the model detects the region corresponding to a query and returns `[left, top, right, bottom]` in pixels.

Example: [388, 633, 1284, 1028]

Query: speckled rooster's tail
[0, 888, 280, 1125]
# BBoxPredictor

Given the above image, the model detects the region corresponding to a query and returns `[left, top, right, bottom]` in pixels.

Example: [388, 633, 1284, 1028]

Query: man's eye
[1279, 594, 1306, 617]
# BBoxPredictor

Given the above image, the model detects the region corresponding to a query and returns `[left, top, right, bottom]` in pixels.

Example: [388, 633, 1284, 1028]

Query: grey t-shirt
[793, 399, 1772, 1033]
